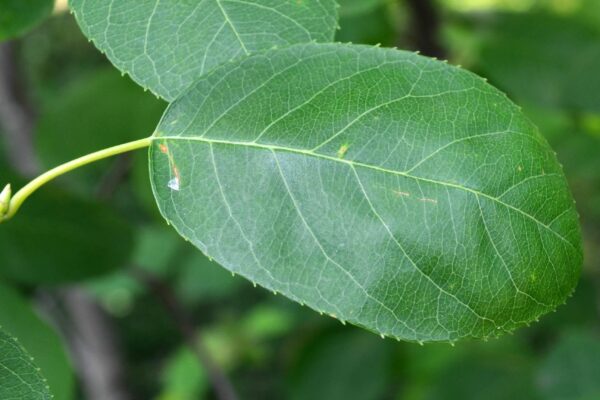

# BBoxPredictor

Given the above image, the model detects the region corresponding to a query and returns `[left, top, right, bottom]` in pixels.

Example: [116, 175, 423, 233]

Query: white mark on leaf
[168, 177, 180, 191]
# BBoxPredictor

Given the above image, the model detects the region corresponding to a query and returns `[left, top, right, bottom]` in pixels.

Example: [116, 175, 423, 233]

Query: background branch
[131, 267, 239, 400]
[0, 42, 39, 176]
[404, 0, 446, 59]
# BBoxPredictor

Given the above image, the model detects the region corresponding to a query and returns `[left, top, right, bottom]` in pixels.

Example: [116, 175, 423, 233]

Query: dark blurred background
[0, 0, 599, 399]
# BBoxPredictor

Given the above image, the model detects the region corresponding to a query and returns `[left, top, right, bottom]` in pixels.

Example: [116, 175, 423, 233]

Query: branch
[404, 0, 446, 59]
[60, 289, 132, 400]
[0, 42, 39, 176]
[131, 268, 239, 400]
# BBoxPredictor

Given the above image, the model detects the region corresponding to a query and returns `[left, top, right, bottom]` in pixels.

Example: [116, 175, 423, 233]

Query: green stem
[0, 137, 152, 223]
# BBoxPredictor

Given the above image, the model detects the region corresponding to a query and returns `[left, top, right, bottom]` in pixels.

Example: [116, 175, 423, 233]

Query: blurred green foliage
[0, 0, 599, 399]
[0, 0, 53, 41]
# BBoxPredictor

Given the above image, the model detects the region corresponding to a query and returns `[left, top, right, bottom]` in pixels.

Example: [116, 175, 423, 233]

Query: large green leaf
[69, 0, 338, 101]
[0, 282, 74, 400]
[149, 43, 582, 342]
[0, 0, 53, 41]
[0, 327, 51, 400]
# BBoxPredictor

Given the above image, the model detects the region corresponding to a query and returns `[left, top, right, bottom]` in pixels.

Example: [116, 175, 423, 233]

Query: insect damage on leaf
[159, 143, 181, 192]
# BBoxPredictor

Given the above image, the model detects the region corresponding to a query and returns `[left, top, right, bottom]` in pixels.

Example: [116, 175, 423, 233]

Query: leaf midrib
[153, 135, 576, 251]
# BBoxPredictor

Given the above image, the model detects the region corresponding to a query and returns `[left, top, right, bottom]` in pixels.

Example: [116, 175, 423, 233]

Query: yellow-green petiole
[0, 137, 152, 223]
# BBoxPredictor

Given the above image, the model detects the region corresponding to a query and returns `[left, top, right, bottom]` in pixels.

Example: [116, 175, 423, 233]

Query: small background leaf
[69, 0, 339, 101]
[479, 12, 600, 112]
[0, 327, 51, 400]
[288, 329, 393, 400]
[0, 0, 53, 41]
[35, 68, 165, 194]
[537, 330, 600, 400]
[0, 282, 74, 400]
[0, 185, 134, 284]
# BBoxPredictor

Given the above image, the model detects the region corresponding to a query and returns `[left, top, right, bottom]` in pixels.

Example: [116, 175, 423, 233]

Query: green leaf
[158, 346, 209, 400]
[0, 282, 74, 400]
[69, 0, 339, 101]
[401, 336, 540, 400]
[0, 0, 53, 41]
[0, 327, 51, 400]
[150, 43, 582, 342]
[537, 330, 600, 400]
[420, 347, 539, 400]
[479, 12, 600, 112]
[0, 187, 134, 284]
[288, 330, 393, 400]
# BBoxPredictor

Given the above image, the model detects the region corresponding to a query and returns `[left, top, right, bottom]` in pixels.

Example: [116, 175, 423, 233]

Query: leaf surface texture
[0, 329, 50, 400]
[150, 43, 582, 342]
[70, 0, 338, 100]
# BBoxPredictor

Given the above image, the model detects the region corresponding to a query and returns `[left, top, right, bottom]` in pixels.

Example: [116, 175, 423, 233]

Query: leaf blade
[69, 0, 338, 101]
[150, 43, 582, 342]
